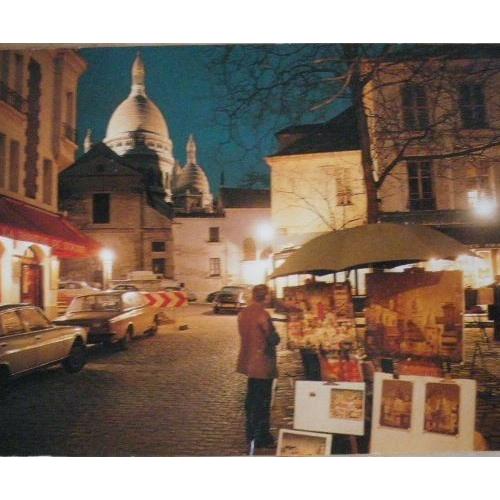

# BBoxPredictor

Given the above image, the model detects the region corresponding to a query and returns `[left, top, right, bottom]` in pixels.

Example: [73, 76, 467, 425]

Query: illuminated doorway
[20, 246, 43, 308]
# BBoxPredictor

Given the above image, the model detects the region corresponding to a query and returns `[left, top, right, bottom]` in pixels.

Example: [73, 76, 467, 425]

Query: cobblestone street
[0, 304, 498, 456]
[0, 305, 250, 456]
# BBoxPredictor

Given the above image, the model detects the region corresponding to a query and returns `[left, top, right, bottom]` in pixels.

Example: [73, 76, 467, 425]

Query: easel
[470, 315, 491, 375]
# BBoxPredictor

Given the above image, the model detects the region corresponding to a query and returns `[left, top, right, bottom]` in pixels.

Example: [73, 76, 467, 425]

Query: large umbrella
[270, 223, 476, 278]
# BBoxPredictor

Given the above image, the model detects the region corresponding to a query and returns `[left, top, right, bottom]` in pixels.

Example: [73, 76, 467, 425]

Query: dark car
[54, 291, 159, 349]
[0, 304, 87, 387]
[162, 286, 197, 302]
[213, 286, 249, 314]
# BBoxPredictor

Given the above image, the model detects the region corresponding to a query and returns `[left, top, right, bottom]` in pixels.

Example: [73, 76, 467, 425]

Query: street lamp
[99, 248, 115, 289]
[256, 222, 274, 244]
[473, 198, 496, 217]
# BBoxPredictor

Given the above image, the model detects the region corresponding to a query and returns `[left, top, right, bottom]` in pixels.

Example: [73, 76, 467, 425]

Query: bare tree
[211, 44, 500, 223]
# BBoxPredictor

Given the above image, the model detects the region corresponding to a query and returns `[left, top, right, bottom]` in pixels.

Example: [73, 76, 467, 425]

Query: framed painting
[277, 429, 332, 457]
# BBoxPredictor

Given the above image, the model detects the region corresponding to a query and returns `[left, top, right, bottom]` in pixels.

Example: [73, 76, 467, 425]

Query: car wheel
[62, 340, 87, 373]
[118, 327, 133, 350]
[149, 316, 159, 336]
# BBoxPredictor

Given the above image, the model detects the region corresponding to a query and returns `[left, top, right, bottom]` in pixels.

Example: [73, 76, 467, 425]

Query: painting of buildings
[330, 389, 364, 421]
[284, 282, 356, 351]
[424, 383, 460, 436]
[365, 270, 464, 361]
[380, 379, 413, 430]
[277, 430, 331, 457]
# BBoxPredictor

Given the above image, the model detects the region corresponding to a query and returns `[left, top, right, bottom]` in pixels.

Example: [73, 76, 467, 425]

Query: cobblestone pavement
[1, 305, 498, 455]
[0, 305, 250, 456]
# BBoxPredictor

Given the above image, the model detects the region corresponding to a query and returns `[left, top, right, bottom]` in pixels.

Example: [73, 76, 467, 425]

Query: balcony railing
[63, 122, 77, 143]
[0, 81, 27, 114]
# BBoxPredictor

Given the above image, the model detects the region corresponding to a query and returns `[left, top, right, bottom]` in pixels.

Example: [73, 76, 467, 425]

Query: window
[42, 159, 53, 204]
[152, 258, 166, 276]
[401, 84, 429, 130]
[243, 238, 257, 261]
[92, 193, 110, 223]
[9, 140, 20, 192]
[336, 168, 353, 206]
[209, 227, 220, 242]
[209, 257, 221, 277]
[459, 84, 487, 129]
[0, 133, 5, 188]
[152, 241, 166, 252]
[0, 311, 25, 336]
[407, 160, 435, 210]
[14, 53, 23, 95]
[19, 308, 50, 331]
[0, 51, 9, 85]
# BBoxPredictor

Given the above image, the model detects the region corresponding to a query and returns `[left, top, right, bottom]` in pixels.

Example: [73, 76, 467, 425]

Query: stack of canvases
[276, 270, 478, 456]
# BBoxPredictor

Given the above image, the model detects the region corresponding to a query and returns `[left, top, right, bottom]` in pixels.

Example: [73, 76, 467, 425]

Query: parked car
[54, 291, 159, 349]
[57, 280, 100, 313]
[111, 284, 140, 291]
[0, 304, 87, 387]
[213, 286, 249, 314]
[206, 290, 219, 303]
[162, 286, 197, 302]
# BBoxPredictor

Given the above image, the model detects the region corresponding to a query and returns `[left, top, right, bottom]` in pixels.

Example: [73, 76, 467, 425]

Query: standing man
[237, 284, 278, 449]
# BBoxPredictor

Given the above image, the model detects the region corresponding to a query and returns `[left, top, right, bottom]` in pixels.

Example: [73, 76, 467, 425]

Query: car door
[0, 310, 37, 376]
[122, 292, 150, 335]
[18, 307, 70, 366]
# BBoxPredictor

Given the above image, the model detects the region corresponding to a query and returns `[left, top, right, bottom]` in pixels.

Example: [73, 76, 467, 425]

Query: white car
[0, 304, 87, 387]
[58, 281, 100, 313]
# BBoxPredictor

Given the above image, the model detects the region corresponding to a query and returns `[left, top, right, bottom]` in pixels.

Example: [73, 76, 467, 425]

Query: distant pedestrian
[237, 284, 280, 450]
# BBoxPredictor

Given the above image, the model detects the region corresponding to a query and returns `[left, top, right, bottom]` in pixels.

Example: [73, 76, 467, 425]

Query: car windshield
[68, 294, 122, 313]
[221, 287, 243, 293]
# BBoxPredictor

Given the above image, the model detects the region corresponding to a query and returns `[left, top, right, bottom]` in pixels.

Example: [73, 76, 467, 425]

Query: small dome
[104, 53, 170, 142]
[174, 163, 211, 195]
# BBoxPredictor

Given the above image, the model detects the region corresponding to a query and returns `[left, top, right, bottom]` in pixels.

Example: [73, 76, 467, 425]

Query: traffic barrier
[142, 291, 188, 308]
[141, 291, 189, 330]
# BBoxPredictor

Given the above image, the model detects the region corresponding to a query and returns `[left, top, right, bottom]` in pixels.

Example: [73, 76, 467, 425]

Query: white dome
[104, 53, 170, 142]
[105, 93, 169, 139]
[175, 163, 211, 195]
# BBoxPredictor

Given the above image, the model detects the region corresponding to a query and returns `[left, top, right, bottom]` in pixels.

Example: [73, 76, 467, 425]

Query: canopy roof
[0, 196, 102, 259]
[270, 223, 475, 278]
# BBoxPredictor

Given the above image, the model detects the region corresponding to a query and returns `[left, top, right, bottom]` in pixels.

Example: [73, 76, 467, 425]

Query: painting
[380, 379, 413, 430]
[365, 270, 464, 361]
[330, 388, 364, 421]
[284, 282, 356, 352]
[277, 429, 332, 457]
[424, 383, 460, 436]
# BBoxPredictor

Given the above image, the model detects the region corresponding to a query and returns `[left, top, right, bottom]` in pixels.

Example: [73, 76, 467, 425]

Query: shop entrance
[20, 247, 43, 308]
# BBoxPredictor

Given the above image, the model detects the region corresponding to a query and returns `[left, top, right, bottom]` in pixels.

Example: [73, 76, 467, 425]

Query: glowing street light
[99, 248, 115, 289]
[473, 198, 496, 218]
[256, 223, 274, 243]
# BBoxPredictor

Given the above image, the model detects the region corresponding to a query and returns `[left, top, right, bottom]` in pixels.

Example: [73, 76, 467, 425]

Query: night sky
[78, 45, 281, 192]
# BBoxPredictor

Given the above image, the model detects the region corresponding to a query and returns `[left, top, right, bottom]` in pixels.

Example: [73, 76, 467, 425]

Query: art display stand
[370, 373, 476, 454]
[278, 269, 483, 455]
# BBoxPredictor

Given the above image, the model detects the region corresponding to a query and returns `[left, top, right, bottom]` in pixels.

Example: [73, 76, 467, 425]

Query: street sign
[142, 291, 188, 308]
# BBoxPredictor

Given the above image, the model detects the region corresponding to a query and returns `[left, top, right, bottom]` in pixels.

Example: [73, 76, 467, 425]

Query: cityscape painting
[379, 379, 413, 430]
[424, 383, 460, 436]
[365, 270, 464, 361]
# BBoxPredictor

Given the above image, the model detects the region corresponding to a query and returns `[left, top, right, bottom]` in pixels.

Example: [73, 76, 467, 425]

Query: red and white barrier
[142, 291, 188, 308]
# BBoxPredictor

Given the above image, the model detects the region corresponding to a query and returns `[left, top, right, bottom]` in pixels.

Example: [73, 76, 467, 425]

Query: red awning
[0, 195, 102, 259]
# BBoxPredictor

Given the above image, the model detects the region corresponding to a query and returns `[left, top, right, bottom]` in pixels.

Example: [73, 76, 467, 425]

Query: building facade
[0, 48, 96, 317]
[59, 143, 173, 283]
[267, 49, 500, 290]
[366, 52, 500, 287]
[172, 187, 271, 299]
